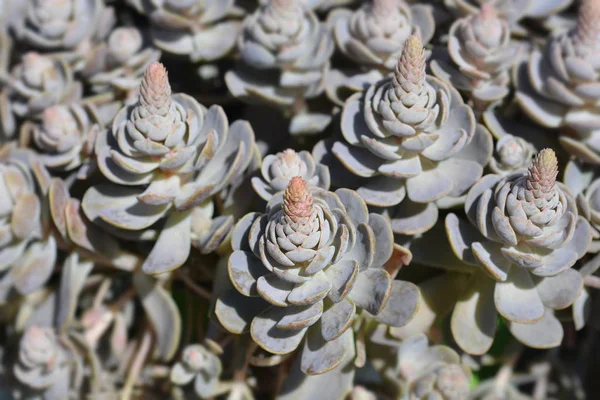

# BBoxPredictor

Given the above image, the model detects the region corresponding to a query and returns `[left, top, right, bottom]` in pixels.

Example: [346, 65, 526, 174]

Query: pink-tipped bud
[393, 35, 426, 92]
[575, 0, 600, 48]
[283, 177, 314, 223]
[139, 62, 171, 114]
[527, 148, 558, 194]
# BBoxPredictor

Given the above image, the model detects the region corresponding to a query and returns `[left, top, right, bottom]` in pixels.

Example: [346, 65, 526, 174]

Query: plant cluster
[0, 0, 598, 399]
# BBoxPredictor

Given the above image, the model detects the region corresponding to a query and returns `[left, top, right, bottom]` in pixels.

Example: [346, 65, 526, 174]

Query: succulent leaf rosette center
[216, 178, 418, 375]
[446, 149, 591, 354]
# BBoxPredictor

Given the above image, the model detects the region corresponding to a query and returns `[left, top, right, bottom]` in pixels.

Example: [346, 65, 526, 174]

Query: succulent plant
[225, 0, 335, 135]
[215, 177, 418, 375]
[315, 35, 492, 236]
[0, 146, 57, 303]
[10, 0, 112, 53]
[82, 62, 256, 274]
[325, 0, 435, 105]
[430, 4, 522, 109]
[370, 334, 471, 400]
[489, 134, 536, 176]
[444, 149, 591, 354]
[515, 0, 600, 165]
[251, 149, 330, 201]
[12, 326, 74, 399]
[20, 103, 100, 174]
[564, 160, 600, 253]
[126, 0, 243, 63]
[0, 52, 81, 139]
[443, 0, 573, 33]
[171, 343, 226, 398]
[81, 26, 161, 98]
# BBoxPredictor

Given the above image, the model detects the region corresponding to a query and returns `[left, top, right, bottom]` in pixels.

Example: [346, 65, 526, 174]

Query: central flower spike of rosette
[215, 177, 419, 375]
[316, 35, 491, 236]
[445, 149, 592, 354]
[82, 62, 256, 275]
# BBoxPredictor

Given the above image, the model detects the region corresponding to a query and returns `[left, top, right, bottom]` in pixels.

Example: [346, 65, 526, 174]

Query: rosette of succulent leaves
[402, 149, 592, 355]
[125, 0, 243, 64]
[364, 332, 472, 400]
[82, 62, 258, 275]
[215, 177, 418, 398]
[170, 341, 254, 399]
[430, 4, 522, 111]
[7, 0, 116, 63]
[325, 0, 435, 106]
[251, 148, 330, 201]
[80, 26, 161, 100]
[515, 0, 600, 165]
[315, 35, 492, 237]
[444, 0, 573, 35]
[18, 103, 102, 179]
[225, 0, 336, 136]
[0, 52, 82, 140]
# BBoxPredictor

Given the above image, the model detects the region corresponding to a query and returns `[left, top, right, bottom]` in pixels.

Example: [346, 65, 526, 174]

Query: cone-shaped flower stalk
[225, 0, 335, 135]
[215, 178, 418, 376]
[443, 0, 573, 31]
[515, 0, 600, 164]
[125, 0, 242, 62]
[81, 27, 161, 96]
[443, 149, 592, 354]
[489, 134, 536, 176]
[315, 35, 492, 236]
[0, 52, 81, 139]
[431, 5, 522, 108]
[13, 326, 74, 399]
[82, 62, 256, 274]
[252, 149, 330, 201]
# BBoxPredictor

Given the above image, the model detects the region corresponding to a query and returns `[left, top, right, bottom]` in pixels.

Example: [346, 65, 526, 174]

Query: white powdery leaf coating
[1, 52, 79, 138]
[13, 326, 72, 396]
[170, 343, 223, 397]
[127, 0, 242, 62]
[383, 334, 471, 400]
[225, 0, 335, 110]
[332, 0, 435, 71]
[29, 104, 97, 172]
[443, 149, 591, 353]
[218, 178, 417, 375]
[12, 0, 107, 50]
[252, 149, 330, 200]
[489, 134, 536, 176]
[321, 34, 490, 235]
[0, 147, 56, 300]
[515, 0, 600, 164]
[431, 4, 520, 105]
[443, 0, 573, 28]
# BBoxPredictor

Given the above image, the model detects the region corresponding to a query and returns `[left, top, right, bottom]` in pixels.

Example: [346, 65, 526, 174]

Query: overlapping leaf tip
[283, 176, 314, 223]
[527, 148, 558, 195]
[394, 34, 426, 91]
[139, 62, 172, 112]
[575, 0, 600, 48]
